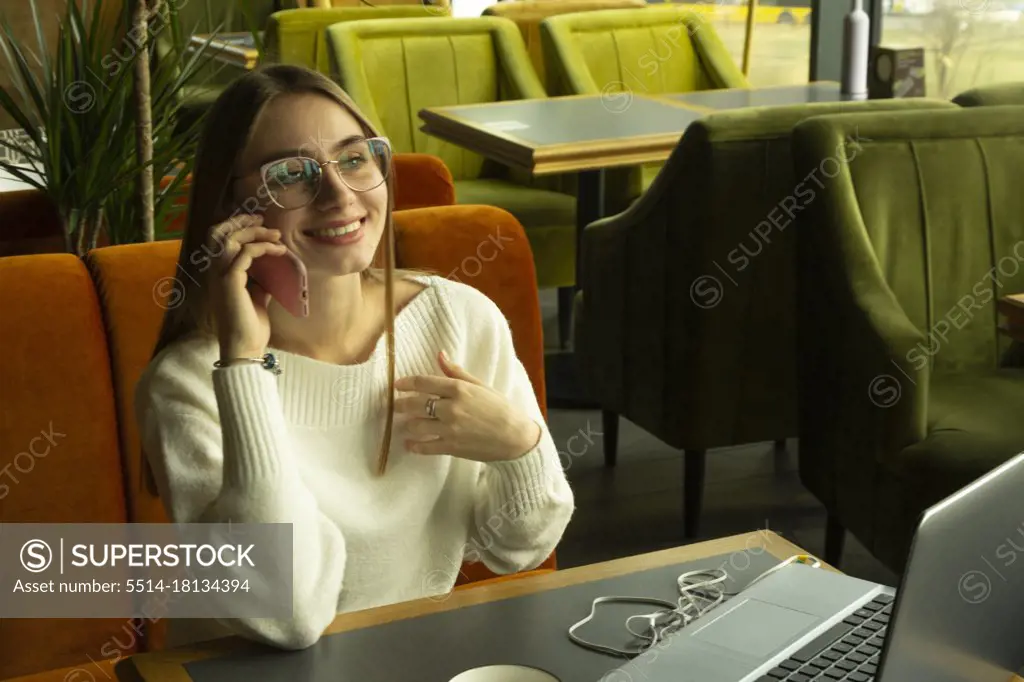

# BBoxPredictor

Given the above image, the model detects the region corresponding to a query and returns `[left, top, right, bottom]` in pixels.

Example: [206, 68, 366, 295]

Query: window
[673, 0, 814, 86]
[880, 0, 1024, 98]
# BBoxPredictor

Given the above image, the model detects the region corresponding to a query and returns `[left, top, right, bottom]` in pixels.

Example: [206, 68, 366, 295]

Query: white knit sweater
[134, 274, 575, 650]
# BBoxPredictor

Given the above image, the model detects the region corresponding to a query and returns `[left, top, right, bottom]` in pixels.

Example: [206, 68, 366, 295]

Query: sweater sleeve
[135, 340, 346, 649]
[446, 287, 576, 576]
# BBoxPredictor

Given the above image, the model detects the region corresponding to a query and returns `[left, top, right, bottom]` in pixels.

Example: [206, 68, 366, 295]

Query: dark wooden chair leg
[825, 513, 846, 568]
[557, 287, 573, 350]
[602, 410, 619, 467]
[684, 449, 707, 539]
[773, 439, 788, 473]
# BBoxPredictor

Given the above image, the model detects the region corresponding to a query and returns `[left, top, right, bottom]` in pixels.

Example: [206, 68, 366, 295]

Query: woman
[134, 64, 574, 650]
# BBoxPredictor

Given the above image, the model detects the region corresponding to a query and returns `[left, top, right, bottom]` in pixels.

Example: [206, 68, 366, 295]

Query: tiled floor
[536, 289, 900, 588]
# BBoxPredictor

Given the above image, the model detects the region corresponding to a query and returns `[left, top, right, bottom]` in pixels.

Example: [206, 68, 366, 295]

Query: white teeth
[309, 221, 361, 238]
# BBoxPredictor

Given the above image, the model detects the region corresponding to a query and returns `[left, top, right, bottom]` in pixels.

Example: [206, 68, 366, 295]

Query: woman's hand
[208, 214, 288, 362]
[394, 351, 542, 463]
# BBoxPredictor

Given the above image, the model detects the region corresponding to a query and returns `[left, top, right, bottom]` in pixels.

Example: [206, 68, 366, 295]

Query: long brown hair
[146, 64, 400, 494]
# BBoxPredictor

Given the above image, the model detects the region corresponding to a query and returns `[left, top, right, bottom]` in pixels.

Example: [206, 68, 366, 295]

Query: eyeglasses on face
[259, 136, 392, 210]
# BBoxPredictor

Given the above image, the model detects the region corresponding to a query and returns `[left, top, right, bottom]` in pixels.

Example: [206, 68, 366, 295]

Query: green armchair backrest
[795, 106, 1024, 379]
[326, 17, 546, 182]
[482, 0, 648, 91]
[952, 81, 1024, 107]
[577, 97, 957, 450]
[264, 6, 449, 74]
[539, 5, 748, 99]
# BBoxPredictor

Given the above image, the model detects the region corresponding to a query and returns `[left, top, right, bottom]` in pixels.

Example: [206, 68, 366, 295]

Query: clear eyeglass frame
[258, 136, 392, 210]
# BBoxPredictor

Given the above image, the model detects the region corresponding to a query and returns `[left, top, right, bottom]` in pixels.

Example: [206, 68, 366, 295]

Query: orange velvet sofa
[0, 164, 555, 681]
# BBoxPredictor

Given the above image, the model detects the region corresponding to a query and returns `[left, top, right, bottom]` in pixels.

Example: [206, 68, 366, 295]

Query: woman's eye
[339, 154, 367, 169]
[270, 165, 308, 185]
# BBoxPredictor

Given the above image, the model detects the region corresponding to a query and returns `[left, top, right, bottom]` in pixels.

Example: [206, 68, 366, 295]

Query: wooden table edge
[419, 98, 700, 176]
[124, 530, 811, 681]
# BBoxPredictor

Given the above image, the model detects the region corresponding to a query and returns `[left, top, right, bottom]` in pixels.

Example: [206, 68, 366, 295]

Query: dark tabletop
[180, 550, 784, 682]
[427, 95, 707, 148]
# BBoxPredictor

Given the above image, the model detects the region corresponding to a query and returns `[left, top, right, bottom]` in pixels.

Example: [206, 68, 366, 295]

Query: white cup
[448, 664, 561, 682]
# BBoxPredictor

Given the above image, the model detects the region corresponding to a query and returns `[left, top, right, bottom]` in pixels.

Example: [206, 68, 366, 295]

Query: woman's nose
[316, 162, 358, 207]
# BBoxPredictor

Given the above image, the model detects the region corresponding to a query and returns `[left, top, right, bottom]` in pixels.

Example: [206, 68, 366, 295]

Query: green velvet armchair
[326, 17, 577, 345]
[791, 105, 1024, 573]
[574, 97, 957, 539]
[264, 6, 448, 74]
[540, 5, 748, 214]
[482, 0, 648, 92]
[952, 81, 1024, 107]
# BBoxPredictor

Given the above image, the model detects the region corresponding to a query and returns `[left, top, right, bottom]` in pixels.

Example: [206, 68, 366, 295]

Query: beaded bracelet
[213, 353, 282, 376]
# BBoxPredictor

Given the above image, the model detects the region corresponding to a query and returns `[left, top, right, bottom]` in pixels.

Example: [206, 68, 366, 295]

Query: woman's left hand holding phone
[207, 214, 286, 363]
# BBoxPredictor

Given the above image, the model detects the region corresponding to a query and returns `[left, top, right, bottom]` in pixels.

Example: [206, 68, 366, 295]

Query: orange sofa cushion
[0, 254, 134, 680]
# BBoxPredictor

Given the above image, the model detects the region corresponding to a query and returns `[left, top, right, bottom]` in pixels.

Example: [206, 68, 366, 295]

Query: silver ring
[425, 397, 438, 419]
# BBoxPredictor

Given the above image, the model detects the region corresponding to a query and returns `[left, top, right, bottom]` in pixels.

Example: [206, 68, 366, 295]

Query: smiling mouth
[304, 219, 364, 238]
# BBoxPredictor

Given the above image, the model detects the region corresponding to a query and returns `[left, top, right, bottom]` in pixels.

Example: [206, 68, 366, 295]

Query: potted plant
[0, 0, 219, 255]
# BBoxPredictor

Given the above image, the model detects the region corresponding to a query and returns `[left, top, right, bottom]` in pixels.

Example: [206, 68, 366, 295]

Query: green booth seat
[539, 5, 748, 214]
[791, 105, 1024, 574]
[952, 81, 1024, 107]
[263, 6, 450, 74]
[326, 16, 578, 344]
[573, 96, 957, 539]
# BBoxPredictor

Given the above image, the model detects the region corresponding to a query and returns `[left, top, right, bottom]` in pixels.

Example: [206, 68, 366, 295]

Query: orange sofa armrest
[392, 153, 455, 211]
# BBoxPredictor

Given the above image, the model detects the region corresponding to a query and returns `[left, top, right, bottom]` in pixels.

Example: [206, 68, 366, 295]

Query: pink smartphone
[247, 247, 309, 318]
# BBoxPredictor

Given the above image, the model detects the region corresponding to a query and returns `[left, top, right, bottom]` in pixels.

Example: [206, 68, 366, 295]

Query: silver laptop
[603, 450, 1024, 682]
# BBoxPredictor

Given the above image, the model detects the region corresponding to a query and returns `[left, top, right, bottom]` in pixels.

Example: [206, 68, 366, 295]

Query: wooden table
[114, 529, 1024, 681]
[419, 93, 705, 177]
[999, 294, 1024, 342]
[117, 531, 808, 680]
[189, 33, 260, 70]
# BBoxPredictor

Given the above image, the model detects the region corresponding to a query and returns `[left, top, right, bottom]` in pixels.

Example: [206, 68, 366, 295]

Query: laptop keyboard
[756, 593, 894, 682]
